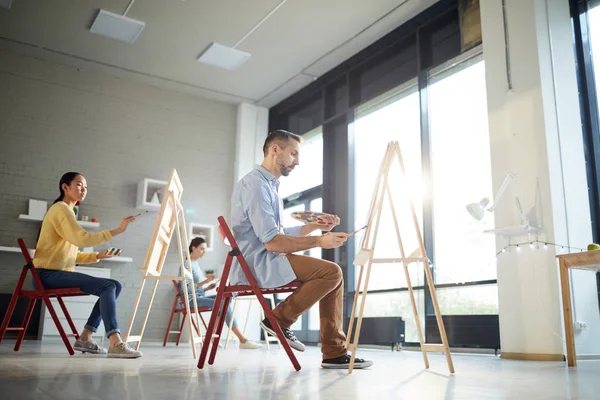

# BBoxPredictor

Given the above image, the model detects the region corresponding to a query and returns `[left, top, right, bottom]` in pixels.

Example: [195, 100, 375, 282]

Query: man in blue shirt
[230, 129, 373, 369]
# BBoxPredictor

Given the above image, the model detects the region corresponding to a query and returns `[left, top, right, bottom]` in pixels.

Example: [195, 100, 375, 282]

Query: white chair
[224, 294, 281, 349]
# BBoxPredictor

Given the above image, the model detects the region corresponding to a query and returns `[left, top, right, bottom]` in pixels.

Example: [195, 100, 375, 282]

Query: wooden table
[556, 250, 600, 366]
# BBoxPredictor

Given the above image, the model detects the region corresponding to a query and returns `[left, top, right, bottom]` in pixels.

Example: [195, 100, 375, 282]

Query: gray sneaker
[107, 342, 143, 358]
[74, 339, 107, 354]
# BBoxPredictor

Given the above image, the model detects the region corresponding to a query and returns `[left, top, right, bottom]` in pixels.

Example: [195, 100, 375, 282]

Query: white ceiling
[0, 0, 438, 107]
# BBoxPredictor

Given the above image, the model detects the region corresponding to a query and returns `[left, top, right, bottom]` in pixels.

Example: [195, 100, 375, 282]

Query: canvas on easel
[124, 168, 203, 358]
[345, 141, 455, 374]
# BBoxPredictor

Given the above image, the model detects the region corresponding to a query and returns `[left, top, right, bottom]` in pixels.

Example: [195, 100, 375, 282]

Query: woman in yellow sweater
[34, 172, 141, 358]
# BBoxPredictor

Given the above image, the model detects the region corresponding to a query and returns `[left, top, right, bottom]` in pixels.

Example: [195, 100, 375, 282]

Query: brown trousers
[272, 254, 347, 359]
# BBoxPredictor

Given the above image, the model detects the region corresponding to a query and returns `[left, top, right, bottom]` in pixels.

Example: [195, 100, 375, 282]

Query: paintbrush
[347, 225, 368, 237]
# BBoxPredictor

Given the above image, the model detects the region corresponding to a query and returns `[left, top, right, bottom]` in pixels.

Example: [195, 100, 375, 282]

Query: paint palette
[290, 211, 335, 224]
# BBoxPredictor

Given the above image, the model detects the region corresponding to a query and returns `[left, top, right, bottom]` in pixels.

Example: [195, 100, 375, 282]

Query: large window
[353, 81, 424, 292]
[428, 56, 498, 314]
[428, 57, 497, 286]
[352, 82, 426, 341]
[589, 2, 600, 126]
[570, 0, 600, 317]
[571, 0, 600, 242]
[350, 52, 498, 344]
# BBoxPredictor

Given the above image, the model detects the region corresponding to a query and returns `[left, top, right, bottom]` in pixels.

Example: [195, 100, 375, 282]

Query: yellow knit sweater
[33, 202, 112, 271]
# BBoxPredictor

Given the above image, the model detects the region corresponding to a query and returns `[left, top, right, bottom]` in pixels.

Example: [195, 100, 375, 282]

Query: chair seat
[224, 280, 302, 296]
[20, 288, 87, 298]
[175, 306, 212, 314]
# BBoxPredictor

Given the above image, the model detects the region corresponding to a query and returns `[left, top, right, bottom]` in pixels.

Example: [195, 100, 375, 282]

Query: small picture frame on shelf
[136, 178, 167, 211]
[188, 223, 214, 251]
[149, 190, 161, 205]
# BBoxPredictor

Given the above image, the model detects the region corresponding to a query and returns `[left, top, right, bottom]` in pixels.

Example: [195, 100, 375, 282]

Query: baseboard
[577, 354, 600, 360]
[402, 345, 497, 355]
[501, 352, 565, 361]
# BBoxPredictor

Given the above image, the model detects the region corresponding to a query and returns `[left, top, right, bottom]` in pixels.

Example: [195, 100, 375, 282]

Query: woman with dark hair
[181, 237, 261, 349]
[33, 172, 142, 358]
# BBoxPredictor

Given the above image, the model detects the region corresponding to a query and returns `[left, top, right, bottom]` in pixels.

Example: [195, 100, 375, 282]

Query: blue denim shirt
[230, 165, 302, 288]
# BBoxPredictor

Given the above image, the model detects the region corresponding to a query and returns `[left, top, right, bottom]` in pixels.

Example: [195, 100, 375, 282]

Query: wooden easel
[346, 141, 455, 374]
[124, 169, 203, 358]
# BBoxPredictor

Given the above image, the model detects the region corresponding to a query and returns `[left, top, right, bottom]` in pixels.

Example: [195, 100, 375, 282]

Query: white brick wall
[0, 49, 236, 341]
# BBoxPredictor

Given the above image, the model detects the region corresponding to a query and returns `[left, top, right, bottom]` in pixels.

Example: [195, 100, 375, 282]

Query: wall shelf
[483, 225, 541, 238]
[100, 256, 133, 263]
[136, 178, 167, 211]
[188, 223, 215, 251]
[19, 214, 100, 229]
[0, 246, 22, 254]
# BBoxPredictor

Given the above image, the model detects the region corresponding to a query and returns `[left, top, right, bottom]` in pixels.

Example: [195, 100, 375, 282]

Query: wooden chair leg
[176, 312, 186, 346]
[191, 316, 201, 337]
[14, 298, 36, 351]
[209, 296, 231, 365]
[57, 297, 79, 340]
[163, 296, 179, 346]
[224, 297, 238, 349]
[41, 295, 75, 355]
[163, 309, 176, 347]
[242, 297, 252, 337]
[199, 290, 226, 369]
[0, 268, 28, 343]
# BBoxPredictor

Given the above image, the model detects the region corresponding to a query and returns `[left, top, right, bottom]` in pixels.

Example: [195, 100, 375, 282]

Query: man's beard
[278, 159, 295, 177]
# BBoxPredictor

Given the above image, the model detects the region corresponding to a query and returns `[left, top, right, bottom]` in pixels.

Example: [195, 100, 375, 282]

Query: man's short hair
[262, 130, 303, 156]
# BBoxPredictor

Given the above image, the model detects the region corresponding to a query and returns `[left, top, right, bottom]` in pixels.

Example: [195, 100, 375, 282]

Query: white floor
[0, 339, 598, 400]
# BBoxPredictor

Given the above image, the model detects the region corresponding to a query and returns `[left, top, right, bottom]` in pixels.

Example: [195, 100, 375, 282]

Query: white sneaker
[239, 340, 262, 349]
[74, 339, 107, 354]
[107, 342, 143, 358]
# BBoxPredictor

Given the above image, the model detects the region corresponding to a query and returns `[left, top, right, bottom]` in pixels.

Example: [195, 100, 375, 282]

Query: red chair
[163, 280, 211, 346]
[198, 216, 303, 371]
[0, 238, 88, 355]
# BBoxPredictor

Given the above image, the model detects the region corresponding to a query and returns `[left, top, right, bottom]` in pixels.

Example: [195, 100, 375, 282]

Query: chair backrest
[17, 238, 47, 291]
[217, 223, 231, 247]
[171, 279, 185, 301]
[17, 238, 33, 264]
[216, 216, 264, 291]
[217, 216, 238, 250]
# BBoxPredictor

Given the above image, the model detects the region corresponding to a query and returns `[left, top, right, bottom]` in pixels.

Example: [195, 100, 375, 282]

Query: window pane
[360, 290, 424, 343]
[436, 284, 499, 315]
[428, 58, 497, 284]
[353, 84, 424, 290]
[279, 129, 323, 199]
